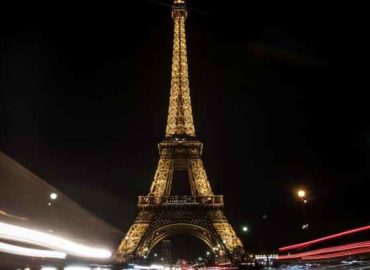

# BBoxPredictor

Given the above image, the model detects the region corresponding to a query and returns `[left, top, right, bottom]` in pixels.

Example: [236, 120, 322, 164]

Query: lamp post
[241, 225, 248, 249]
[205, 250, 211, 264]
[261, 214, 267, 252]
[297, 189, 308, 231]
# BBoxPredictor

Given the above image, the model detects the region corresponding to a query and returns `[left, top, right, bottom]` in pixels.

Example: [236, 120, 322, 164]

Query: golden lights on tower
[166, 0, 195, 137]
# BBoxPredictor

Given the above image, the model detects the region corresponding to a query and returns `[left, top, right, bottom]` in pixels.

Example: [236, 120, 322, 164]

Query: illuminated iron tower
[117, 0, 245, 263]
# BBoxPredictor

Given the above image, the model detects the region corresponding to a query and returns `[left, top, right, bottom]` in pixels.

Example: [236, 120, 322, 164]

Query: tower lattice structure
[116, 0, 245, 263]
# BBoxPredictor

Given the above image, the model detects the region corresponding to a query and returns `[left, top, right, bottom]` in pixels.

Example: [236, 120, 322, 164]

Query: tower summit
[117, 0, 245, 263]
[166, 0, 195, 138]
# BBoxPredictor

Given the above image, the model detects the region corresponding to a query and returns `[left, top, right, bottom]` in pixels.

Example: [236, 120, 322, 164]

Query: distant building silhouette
[162, 240, 172, 265]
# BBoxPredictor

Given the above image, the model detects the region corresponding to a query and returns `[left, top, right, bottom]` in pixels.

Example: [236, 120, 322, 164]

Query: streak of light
[279, 225, 370, 252]
[0, 241, 66, 259]
[302, 247, 370, 260]
[0, 221, 111, 258]
[64, 267, 91, 270]
[0, 209, 28, 221]
[278, 240, 370, 260]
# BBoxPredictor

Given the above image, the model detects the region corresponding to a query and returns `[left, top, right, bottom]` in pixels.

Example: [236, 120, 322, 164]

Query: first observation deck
[138, 195, 224, 209]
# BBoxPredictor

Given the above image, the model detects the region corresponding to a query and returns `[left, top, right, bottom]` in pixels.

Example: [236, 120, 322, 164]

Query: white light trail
[0, 221, 111, 258]
[150, 265, 165, 270]
[0, 241, 66, 259]
[64, 267, 91, 270]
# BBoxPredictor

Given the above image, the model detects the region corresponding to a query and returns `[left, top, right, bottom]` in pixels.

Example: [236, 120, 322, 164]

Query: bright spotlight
[50, 193, 58, 200]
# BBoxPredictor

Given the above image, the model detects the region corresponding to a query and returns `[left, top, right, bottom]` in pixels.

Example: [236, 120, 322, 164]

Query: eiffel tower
[117, 0, 245, 263]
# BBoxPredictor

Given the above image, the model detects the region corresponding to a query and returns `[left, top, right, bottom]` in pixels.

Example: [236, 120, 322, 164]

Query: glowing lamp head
[242, 226, 248, 232]
[50, 193, 58, 200]
[297, 190, 306, 198]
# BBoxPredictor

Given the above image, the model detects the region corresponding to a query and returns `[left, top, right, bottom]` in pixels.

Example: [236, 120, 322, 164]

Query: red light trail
[279, 225, 370, 252]
[302, 247, 370, 260]
[278, 241, 370, 260]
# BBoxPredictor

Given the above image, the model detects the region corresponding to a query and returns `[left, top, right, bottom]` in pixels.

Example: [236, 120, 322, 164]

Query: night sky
[0, 0, 367, 256]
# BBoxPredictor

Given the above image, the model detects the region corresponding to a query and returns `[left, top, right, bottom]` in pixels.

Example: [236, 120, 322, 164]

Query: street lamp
[50, 192, 58, 200]
[297, 189, 306, 198]
[240, 225, 248, 251]
[296, 189, 309, 231]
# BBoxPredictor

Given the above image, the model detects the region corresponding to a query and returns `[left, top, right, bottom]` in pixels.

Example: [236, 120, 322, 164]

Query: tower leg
[209, 210, 245, 262]
[116, 211, 154, 262]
